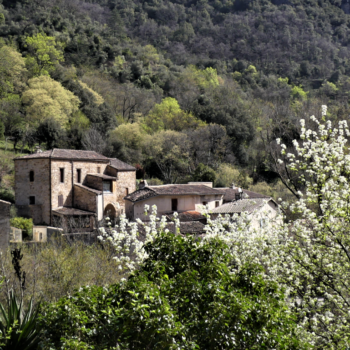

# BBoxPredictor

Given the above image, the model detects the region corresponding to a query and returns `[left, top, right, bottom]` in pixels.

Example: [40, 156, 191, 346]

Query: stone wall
[85, 175, 104, 191]
[51, 160, 109, 210]
[74, 185, 97, 212]
[51, 160, 73, 209]
[115, 171, 136, 212]
[0, 200, 11, 251]
[15, 158, 51, 224]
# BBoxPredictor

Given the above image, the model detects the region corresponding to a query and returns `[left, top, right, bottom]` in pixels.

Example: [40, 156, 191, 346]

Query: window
[215, 201, 220, 208]
[58, 195, 63, 207]
[202, 201, 207, 206]
[39, 232, 43, 241]
[103, 181, 112, 193]
[29, 171, 34, 182]
[29, 196, 35, 205]
[77, 169, 81, 183]
[260, 218, 267, 228]
[60, 168, 65, 183]
[97, 167, 101, 174]
[172, 198, 178, 211]
[125, 188, 129, 196]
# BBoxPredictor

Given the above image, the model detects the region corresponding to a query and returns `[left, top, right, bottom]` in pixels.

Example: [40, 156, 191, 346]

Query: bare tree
[82, 128, 107, 155]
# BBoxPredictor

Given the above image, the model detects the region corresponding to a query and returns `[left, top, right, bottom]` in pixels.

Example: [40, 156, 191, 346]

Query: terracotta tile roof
[52, 207, 96, 216]
[15, 149, 109, 161]
[216, 187, 270, 202]
[109, 158, 135, 171]
[86, 173, 117, 180]
[125, 185, 223, 203]
[165, 210, 206, 222]
[74, 184, 102, 195]
[210, 198, 275, 214]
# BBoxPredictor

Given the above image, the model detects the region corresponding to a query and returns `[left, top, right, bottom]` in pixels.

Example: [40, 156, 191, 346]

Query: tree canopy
[22, 76, 80, 127]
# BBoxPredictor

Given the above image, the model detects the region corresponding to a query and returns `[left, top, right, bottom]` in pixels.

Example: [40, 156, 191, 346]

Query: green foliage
[9, 218, 33, 238]
[77, 81, 104, 106]
[39, 234, 303, 349]
[22, 76, 80, 127]
[0, 188, 14, 203]
[25, 33, 64, 76]
[0, 46, 27, 98]
[291, 85, 308, 100]
[0, 121, 4, 140]
[0, 291, 41, 350]
[215, 163, 241, 187]
[193, 162, 216, 182]
[143, 97, 204, 133]
[110, 123, 145, 150]
[184, 65, 220, 89]
[35, 118, 66, 149]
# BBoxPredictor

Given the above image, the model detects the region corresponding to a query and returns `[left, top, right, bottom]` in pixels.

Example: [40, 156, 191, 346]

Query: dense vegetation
[39, 234, 303, 349]
[2, 0, 350, 202]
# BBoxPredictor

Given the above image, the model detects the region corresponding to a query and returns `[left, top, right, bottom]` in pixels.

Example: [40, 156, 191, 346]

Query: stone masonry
[0, 200, 11, 250]
[14, 149, 136, 228]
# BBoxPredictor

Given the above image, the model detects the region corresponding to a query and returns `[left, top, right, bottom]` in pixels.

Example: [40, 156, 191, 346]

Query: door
[172, 198, 178, 211]
[58, 195, 63, 207]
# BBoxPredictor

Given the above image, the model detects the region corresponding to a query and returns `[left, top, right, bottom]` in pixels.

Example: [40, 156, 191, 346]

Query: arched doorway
[104, 203, 117, 224]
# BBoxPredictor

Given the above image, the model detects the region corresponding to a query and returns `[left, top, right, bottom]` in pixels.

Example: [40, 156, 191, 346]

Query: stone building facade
[15, 149, 136, 231]
[0, 200, 11, 250]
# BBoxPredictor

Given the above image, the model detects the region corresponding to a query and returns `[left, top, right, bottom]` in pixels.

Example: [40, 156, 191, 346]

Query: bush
[39, 234, 304, 349]
[10, 218, 33, 239]
[0, 240, 122, 306]
[0, 188, 14, 203]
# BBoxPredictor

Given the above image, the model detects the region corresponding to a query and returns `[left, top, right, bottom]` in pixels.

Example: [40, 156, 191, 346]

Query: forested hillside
[1, 0, 350, 200]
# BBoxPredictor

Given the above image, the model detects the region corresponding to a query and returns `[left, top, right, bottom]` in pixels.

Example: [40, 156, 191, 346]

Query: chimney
[231, 182, 235, 189]
[139, 180, 148, 190]
[235, 187, 243, 201]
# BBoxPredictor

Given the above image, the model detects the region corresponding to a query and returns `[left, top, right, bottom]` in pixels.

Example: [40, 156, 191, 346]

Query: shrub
[39, 234, 304, 350]
[10, 218, 33, 239]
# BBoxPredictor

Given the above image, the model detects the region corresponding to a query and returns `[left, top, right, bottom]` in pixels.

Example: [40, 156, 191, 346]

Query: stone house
[14, 149, 136, 231]
[124, 183, 223, 221]
[209, 197, 281, 230]
[0, 200, 11, 250]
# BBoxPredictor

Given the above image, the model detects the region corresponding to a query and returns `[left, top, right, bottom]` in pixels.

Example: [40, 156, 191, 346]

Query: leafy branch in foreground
[0, 290, 41, 350]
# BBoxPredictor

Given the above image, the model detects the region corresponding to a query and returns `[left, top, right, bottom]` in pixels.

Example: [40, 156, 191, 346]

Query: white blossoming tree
[98, 105, 350, 349]
[275, 105, 350, 349]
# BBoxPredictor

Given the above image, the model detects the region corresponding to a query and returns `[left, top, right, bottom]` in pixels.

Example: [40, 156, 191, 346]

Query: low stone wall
[63, 232, 99, 245]
[0, 200, 11, 251]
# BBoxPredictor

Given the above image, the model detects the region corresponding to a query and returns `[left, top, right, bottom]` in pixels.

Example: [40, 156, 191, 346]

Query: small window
[215, 201, 220, 208]
[125, 188, 129, 196]
[58, 195, 63, 207]
[172, 198, 178, 211]
[202, 201, 207, 206]
[103, 181, 112, 193]
[39, 232, 43, 241]
[29, 171, 34, 182]
[260, 218, 267, 228]
[97, 167, 101, 174]
[77, 169, 81, 183]
[60, 168, 65, 183]
[29, 196, 35, 205]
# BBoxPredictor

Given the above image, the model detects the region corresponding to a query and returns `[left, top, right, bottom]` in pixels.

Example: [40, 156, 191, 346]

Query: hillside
[0, 0, 350, 200]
